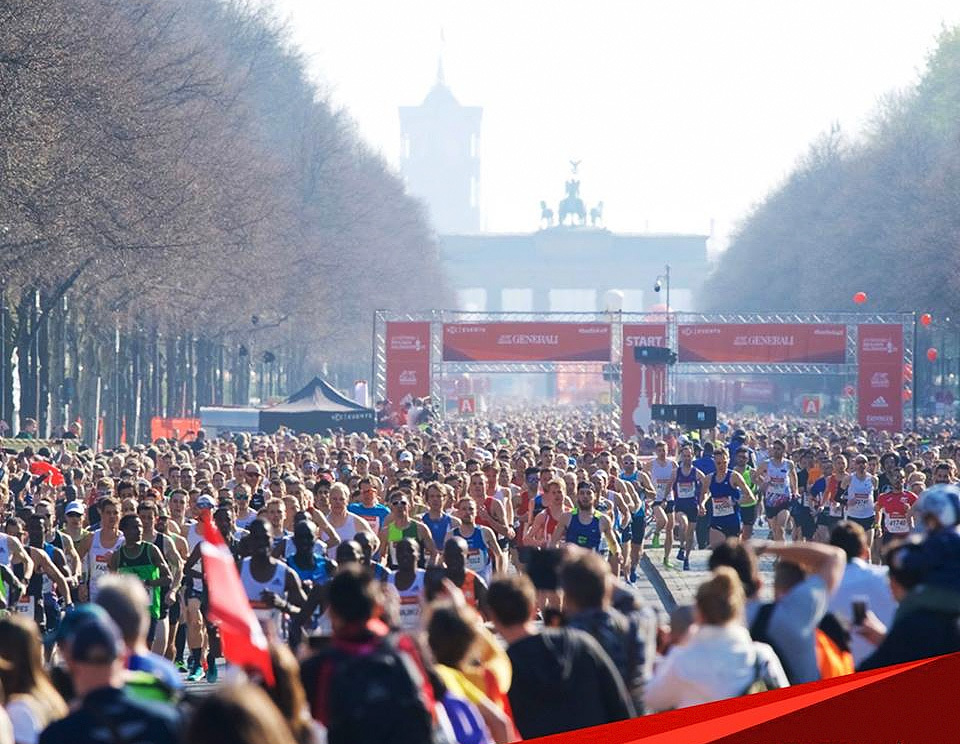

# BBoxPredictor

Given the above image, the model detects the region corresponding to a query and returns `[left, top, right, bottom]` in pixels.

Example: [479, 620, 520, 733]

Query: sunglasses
[392, 501, 409, 507]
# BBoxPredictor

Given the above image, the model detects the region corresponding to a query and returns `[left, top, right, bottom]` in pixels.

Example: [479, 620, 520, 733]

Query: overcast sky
[270, 0, 960, 249]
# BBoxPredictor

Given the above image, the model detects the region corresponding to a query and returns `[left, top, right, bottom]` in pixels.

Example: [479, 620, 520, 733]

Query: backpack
[321, 633, 440, 744]
[739, 651, 774, 696]
[750, 603, 854, 683]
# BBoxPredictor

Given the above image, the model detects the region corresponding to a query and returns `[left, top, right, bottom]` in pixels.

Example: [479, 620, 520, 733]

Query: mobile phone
[852, 596, 868, 625]
[424, 566, 447, 602]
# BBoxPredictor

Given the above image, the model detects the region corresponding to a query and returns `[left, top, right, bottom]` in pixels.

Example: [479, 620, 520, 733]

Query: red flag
[199, 512, 275, 686]
[29, 461, 65, 487]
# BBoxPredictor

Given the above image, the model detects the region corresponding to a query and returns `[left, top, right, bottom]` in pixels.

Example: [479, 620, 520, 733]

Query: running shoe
[683, 557, 690, 571]
[677, 548, 685, 561]
[205, 663, 219, 684]
[186, 665, 204, 683]
[175, 660, 188, 674]
[662, 556, 672, 569]
[652, 534, 661, 549]
[628, 569, 638, 584]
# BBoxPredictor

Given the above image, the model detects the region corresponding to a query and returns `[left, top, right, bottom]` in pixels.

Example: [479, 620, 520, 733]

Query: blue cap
[57, 604, 122, 663]
[567, 457, 577, 468]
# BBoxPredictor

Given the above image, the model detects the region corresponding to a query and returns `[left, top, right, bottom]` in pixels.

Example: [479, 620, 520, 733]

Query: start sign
[457, 395, 476, 417]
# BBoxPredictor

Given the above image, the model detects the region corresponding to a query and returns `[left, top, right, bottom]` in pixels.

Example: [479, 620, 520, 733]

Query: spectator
[299, 564, 439, 744]
[426, 603, 513, 744]
[263, 644, 319, 744]
[710, 538, 845, 684]
[560, 549, 648, 714]
[858, 540, 960, 670]
[486, 573, 634, 739]
[94, 575, 183, 701]
[0, 616, 66, 744]
[645, 567, 787, 711]
[827, 522, 898, 665]
[38, 608, 180, 744]
[184, 683, 298, 744]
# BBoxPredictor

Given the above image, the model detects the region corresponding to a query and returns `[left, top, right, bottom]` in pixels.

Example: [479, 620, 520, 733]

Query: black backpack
[323, 633, 439, 744]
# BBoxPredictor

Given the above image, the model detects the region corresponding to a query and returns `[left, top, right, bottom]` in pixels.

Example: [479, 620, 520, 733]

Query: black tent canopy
[258, 376, 375, 435]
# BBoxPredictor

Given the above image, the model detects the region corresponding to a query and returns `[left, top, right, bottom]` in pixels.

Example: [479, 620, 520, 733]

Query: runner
[347, 477, 391, 532]
[550, 482, 621, 564]
[377, 492, 437, 569]
[875, 468, 918, 545]
[421, 482, 460, 551]
[78, 496, 122, 603]
[840, 455, 880, 553]
[286, 519, 337, 646]
[645, 441, 678, 564]
[755, 439, 798, 542]
[239, 518, 307, 637]
[324, 482, 379, 559]
[137, 499, 183, 657]
[453, 496, 503, 582]
[386, 538, 426, 632]
[670, 444, 708, 571]
[706, 448, 753, 548]
[524, 477, 569, 548]
[733, 447, 758, 540]
[814, 454, 847, 543]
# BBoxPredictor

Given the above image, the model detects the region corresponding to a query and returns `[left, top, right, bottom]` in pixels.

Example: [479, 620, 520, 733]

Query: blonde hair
[696, 566, 745, 626]
[329, 482, 351, 501]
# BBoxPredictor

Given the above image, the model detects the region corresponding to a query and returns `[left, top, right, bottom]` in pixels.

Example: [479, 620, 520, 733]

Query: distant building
[441, 228, 708, 313]
[399, 63, 482, 234]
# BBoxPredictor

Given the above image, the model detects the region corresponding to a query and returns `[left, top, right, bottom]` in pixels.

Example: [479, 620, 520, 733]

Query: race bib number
[677, 483, 695, 500]
[362, 514, 380, 531]
[885, 516, 909, 533]
[396, 596, 422, 631]
[655, 481, 671, 501]
[713, 499, 734, 518]
[14, 596, 34, 618]
[466, 549, 486, 573]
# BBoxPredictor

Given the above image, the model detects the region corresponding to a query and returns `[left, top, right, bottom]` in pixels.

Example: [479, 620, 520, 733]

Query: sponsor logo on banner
[858, 324, 903, 431]
[386, 322, 431, 414]
[871, 371, 890, 388]
[677, 323, 846, 363]
[443, 322, 610, 362]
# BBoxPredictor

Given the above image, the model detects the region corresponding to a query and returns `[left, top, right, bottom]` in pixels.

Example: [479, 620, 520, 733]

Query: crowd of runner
[0, 408, 957, 743]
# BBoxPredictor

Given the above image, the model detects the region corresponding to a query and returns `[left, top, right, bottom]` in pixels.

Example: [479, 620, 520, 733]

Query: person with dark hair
[560, 550, 648, 714]
[184, 683, 298, 744]
[486, 573, 634, 739]
[39, 609, 180, 744]
[299, 564, 439, 744]
[827, 521, 897, 666]
[857, 540, 960, 670]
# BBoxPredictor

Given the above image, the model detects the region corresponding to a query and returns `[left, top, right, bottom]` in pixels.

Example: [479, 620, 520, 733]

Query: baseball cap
[196, 494, 216, 509]
[57, 605, 122, 663]
[65, 500, 85, 516]
[398, 451, 413, 463]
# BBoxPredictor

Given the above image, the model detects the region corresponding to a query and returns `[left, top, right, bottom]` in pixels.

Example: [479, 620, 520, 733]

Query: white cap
[65, 500, 85, 515]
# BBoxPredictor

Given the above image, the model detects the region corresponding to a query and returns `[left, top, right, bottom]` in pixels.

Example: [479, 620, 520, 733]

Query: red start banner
[677, 323, 847, 363]
[857, 323, 904, 431]
[385, 322, 431, 411]
[621, 324, 668, 436]
[442, 322, 611, 362]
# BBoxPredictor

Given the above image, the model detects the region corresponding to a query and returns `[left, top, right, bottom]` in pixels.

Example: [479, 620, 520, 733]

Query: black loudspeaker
[633, 346, 677, 364]
[652, 404, 717, 429]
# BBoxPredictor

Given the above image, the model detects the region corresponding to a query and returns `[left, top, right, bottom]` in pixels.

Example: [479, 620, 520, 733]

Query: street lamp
[653, 265, 671, 315]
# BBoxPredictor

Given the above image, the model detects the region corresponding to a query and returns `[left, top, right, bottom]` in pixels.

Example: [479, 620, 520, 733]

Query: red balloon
[927, 347, 939, 362]
[853, 291, 867, 304]
[903, 388, 912, 402]
[921, 313, 933, 327]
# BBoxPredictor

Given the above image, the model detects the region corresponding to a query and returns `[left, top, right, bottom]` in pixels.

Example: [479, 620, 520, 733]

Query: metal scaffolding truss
[373, 309, 917, 425]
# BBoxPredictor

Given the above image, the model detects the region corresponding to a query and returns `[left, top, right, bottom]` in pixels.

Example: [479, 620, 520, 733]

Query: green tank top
[738, 468, 758, 507]
[117, 544, 161, 619]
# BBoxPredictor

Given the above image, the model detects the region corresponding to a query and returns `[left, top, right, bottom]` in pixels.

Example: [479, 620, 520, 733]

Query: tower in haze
[399, 63, 482, 234]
